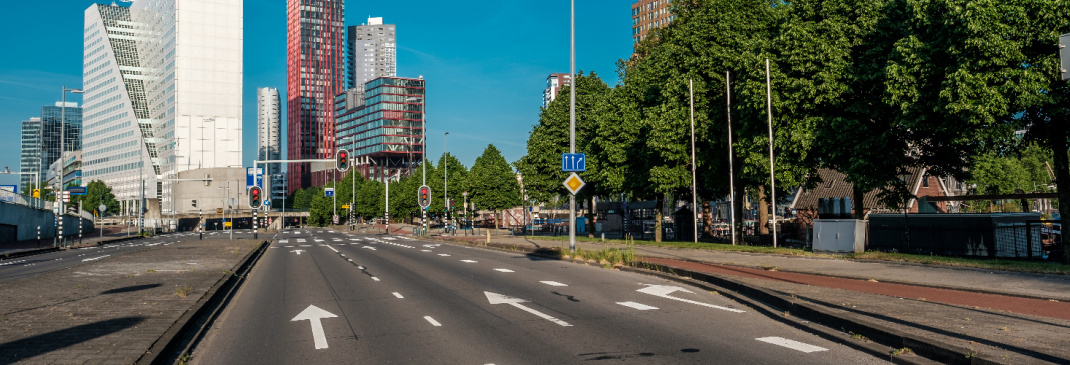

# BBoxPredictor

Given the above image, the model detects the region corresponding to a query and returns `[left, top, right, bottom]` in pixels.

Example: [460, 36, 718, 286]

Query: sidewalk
[424, 230, 1070, 364]
[0, 237, 264, 364]
[0, 226, 141, 257]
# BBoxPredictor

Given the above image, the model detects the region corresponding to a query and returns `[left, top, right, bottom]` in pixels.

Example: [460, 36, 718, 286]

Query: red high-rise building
[286, 0, 346, 194]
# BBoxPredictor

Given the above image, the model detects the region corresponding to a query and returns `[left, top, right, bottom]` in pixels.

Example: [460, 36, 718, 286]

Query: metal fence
[868, 214, 1059, 260]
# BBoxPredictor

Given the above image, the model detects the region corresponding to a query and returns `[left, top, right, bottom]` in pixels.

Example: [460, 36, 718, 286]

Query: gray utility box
[813, 219, 867, 253]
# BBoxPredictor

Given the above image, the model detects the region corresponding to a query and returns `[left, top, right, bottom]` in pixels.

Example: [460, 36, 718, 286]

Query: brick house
[790, 167, 959, 227]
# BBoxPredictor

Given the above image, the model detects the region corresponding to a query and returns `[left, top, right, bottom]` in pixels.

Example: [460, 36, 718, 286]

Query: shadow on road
[101, 283, 162, 295]
[0, 316, 146, 364]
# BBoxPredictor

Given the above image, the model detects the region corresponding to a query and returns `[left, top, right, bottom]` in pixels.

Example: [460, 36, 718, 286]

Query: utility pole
[568, 0, 577, 252]
[766, 59, 777, 248]
[690, 78, 698, 244]
[726, 71, 738, 245]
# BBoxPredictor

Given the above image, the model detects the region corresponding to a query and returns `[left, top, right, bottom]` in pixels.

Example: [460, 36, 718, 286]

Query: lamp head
[71, 89, 84, 94]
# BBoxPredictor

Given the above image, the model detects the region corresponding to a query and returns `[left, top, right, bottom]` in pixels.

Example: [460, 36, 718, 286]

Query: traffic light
[336, 148, 350, 172]
[249, 186, 263, 209]
[418, 185, 431, 208]
[450, 199, 455, 211]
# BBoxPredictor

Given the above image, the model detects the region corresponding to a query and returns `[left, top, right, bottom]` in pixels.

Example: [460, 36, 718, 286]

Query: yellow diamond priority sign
[563, 172, 585, 195]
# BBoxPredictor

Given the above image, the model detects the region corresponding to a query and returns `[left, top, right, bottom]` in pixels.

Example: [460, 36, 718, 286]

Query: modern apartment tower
[82, 2, 243, 212]
[257, 87, 285, 202]
[334, 77, 424, 181]
[287, 0, 346, 193]
[19, 103, 82, 193]
[19, 118, 43, 190]
[542, 73, 571, 109]
[632, 0, 676, 45]
[347, 17, 397, 91]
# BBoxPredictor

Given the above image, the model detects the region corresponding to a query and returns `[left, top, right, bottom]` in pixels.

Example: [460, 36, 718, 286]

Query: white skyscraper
[257, 87, 284, 202]
[347, 17, 397, 90]
[83, 2, 243, 213]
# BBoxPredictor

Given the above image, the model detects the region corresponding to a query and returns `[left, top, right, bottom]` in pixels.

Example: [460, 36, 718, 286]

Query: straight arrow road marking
[484, 291, 572, 327]
[636, 285, 744, 313]
[291, 305, 338, 350]
[540, 281, 568, 287]
[617, 301, 658, 310]
[756, 337, 828, 353]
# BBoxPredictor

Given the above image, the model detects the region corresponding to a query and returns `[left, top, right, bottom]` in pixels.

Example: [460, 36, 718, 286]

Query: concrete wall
[172, 167, 248, 215]
[0, 202, 93, 241]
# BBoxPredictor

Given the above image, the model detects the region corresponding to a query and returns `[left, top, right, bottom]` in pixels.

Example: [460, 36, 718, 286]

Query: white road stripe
[461, 260, 477, 263]
[371, 277, 380, 281]
[297, 239, 307, 243]
[756, 337, 828, 353]
[494, 269, 514, 273]
[540, 281, 568, 287]
[424, 316, 442, 326]
[393, 292, 404, 299]
[421, 250, 432, 252]
[438, 254, 450, 257]
[617, 301, 659, 310]
[279, 240, 289, 243]
[327, 245, 339, 253]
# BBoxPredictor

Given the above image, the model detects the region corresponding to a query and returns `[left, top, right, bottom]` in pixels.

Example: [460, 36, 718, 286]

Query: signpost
[98, 204, 106, 238]
[324, 188, 335, 197]
[1061, 33, 1070, 81]
[561, 153, 586, 172]
[246, 167, 263, 188]
[562, 173, 585, 196]
[67, 186, 87, 195]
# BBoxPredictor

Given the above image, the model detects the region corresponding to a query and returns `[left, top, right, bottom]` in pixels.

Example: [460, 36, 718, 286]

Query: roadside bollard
[79, 218, 83, 246]
[486, 230, 490, 245]
[601, 233, 605, 242]
[37, 226, 41, 248]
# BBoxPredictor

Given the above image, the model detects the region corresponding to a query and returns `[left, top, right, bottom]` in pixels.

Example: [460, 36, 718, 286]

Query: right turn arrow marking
[636, 285, 745, 313]
[484, 291, 572, 327]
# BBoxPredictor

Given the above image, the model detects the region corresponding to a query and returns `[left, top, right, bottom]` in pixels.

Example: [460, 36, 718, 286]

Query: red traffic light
[249, 186, 263, 208]
[337, 148, 350, 172]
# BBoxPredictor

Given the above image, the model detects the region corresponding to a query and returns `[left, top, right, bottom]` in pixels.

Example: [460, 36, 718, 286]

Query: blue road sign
[265, 199, 271, 206]
[562, 153, 586, 172]
[325, 188, 335, 197]
[67, 186, 88, 196]
[0, 185, 16, 194]
[246, 167, 263, 188]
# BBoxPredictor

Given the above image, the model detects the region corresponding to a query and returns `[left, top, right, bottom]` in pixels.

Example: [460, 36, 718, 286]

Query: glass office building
[334, 77, 424, 181]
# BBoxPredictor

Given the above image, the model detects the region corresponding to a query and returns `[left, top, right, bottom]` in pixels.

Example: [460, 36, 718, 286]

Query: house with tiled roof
[790, 167, 960, 226]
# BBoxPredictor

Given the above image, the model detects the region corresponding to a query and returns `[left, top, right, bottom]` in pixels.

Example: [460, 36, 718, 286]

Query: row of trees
[516, 0, 1070, 262]
[291, 144, 522, 228]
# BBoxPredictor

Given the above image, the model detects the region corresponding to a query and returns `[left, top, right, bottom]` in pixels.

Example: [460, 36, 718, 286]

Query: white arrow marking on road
[291, 250, 305, 255]
[291, 305, 338, 350]
[484, 291, 572, 327]
[636, 285, 744, 313]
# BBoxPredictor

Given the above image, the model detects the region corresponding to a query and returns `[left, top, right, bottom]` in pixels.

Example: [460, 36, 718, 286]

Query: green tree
[469, 144, 522, 229]
[72, 180, 120, 216]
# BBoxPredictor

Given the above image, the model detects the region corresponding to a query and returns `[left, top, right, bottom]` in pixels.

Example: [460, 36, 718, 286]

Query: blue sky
[0, 0, 633, 188]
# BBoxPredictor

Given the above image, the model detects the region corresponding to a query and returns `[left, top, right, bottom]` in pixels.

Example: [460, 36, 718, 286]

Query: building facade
[542, 73, 571, 109]
[46, 151, 82, 190]
[257, 87, 285, 202]
[631, 0, 675, 45]
[287, 0, 346, 193]
[83, 2, 243, 214]
[347, 17, 397, 91]
[334, 77, 424, 181]
[19, 118, 42, 190]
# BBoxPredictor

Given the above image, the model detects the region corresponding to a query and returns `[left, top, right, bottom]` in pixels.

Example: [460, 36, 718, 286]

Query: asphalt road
[0, 230, 257, 284]
[192, 228, 889, 364]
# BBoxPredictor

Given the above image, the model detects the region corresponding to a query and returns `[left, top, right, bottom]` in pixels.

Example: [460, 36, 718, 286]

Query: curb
[631, 261, 1005, 365]
[136, 240, 269, 365]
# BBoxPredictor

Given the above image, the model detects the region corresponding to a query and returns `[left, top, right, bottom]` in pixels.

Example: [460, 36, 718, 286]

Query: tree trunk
[758, 185, 770, 235]
[655, 195, 664, 243]
[702, 200, 713, 238]
[853, 185, 865, 219]
[1051, 135, 1070, 265]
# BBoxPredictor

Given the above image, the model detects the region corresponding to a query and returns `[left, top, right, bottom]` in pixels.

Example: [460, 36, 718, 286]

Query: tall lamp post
[444, 131, 450, 230]
[59, 86, 84, 246]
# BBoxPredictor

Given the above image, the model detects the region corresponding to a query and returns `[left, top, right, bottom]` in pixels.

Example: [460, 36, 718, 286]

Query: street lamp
[444, 131, 449, 231]
[898, 171, 912, 252]
[58, 86, 83, 247]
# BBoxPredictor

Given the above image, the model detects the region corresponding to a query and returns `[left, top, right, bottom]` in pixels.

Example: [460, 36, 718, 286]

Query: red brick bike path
[641, 256, 1070, 322]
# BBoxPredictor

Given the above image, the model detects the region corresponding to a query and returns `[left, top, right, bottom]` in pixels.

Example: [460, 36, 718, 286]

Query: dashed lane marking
[327, 245, 339, 253]
[279, 240, 289, 244]
[461, 260, 477, 263]
[393, 292, 404, 299]
[541, 281, 568, 287]
[371, 277, 380, 281]
[421, 250, 432, 252]
[617, 302, 659, 310]
[755, 337, 828, 353]
[494, 269, 514, 273]
[424, 316, 442, 327]
[438, 254, 450, 257]
[297, 239, 307, 243]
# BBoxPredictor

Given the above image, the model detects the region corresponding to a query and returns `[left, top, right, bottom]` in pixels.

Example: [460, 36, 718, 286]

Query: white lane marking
[349, 238, 360, 241]
[279, 240, 289, 243]
[484, 291, 572, 327]
[326, 245, 339, 253]
[438, 254, 450, 257]
[314, 239, 325, 242]
[300, 245, 312, 247]
[756, 337, 828, 353]
[421, 249, 432, 252]
[393, 292, 404, 299]
[291, 305, 338, 350]
[371, 277, 380, 281]
[285, 245, 294, 248]
[637, 285, 744, 313]
[540, 281, 568, 287]
[382, 237, 397, 240]
[82, 255, 111, 262]
[494, 269, 514, 273]
[297, 239, 307, 243]
[291, 250, 305, 255]
[424, 316, 442, 327]
[617, 301, 659, 310]
[461, 260, 477, 263]
[363, 246, 377, 251]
